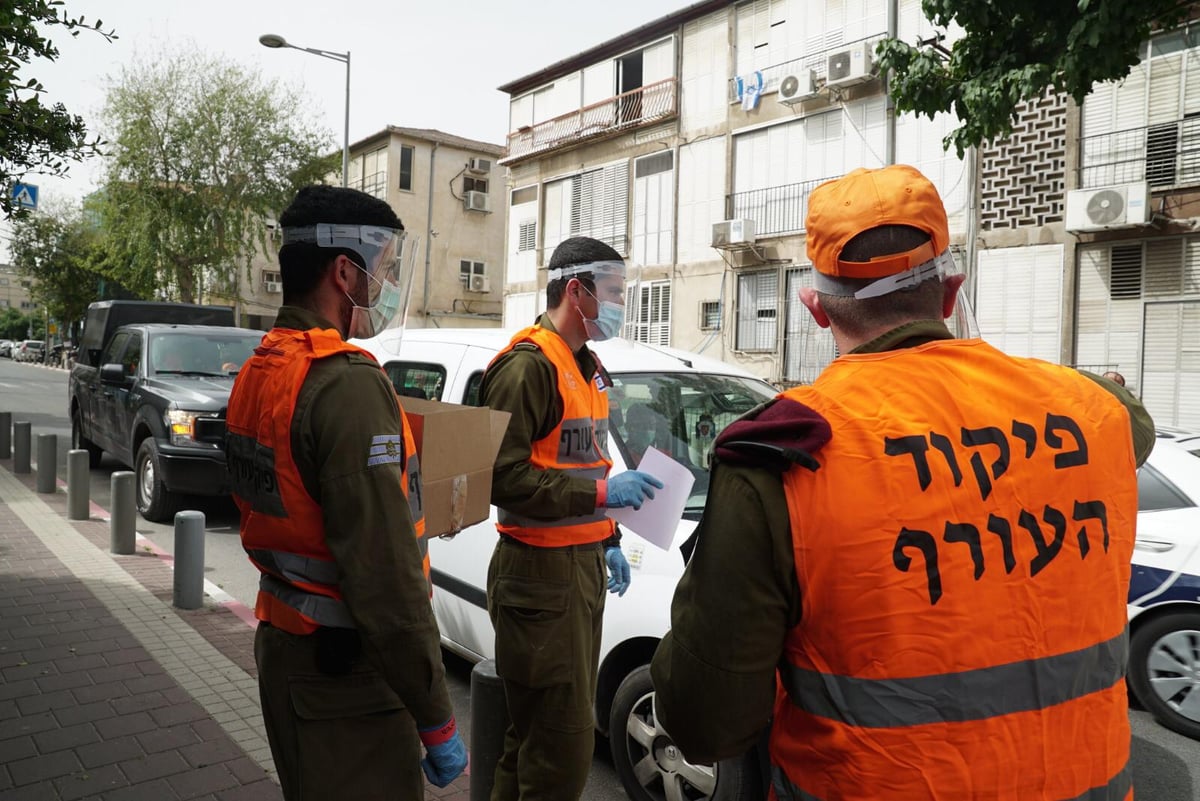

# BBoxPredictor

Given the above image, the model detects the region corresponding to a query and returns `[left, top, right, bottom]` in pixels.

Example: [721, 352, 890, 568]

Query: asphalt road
[3, 357, 1197, 800]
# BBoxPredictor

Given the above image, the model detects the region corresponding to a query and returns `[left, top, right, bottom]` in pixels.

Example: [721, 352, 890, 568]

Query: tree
[877, 0, 1193, 155]
[96, 49, 336, 304]
[1, 0, 116, 218]
[8, 201, 107, 338]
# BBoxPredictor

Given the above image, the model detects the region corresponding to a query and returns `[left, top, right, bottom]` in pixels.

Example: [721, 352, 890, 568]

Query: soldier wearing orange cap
[651, 165, 1154, 800]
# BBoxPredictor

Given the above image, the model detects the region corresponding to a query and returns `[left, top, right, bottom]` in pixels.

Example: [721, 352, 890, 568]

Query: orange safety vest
[771, 339, 1137, 801]
[492, 323, 614, 547]
[226, 327, 428, 636]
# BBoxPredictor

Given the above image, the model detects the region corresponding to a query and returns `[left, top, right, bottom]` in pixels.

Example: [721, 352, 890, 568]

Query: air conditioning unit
[464, 191, 491, 212]
[712, 219, 757, 248]
[468, 274, 491, 293]
[264, 281, 282, 294]
[778, 71, 820, 105]
[1065, 182, 1151, 233]
[826, 41, 875, 89]
[466, 157, 493, 175]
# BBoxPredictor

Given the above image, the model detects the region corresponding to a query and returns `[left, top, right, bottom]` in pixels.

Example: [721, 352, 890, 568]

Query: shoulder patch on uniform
[367, 434, 405, 467]
[512, 342, 541, 353]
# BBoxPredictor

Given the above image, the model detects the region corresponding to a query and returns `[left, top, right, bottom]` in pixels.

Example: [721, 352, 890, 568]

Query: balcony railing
[726, 177, 836, 238]
[1079, 117, 1200, 190]
[504, 78, 678, 163]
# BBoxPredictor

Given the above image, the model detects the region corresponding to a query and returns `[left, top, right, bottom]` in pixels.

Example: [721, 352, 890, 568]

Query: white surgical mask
[579, 288, 625, 342]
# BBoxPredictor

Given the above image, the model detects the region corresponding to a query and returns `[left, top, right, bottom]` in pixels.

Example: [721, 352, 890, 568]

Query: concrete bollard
[67, 449, 90, 520]
[110, 471, 136, 554]
[35, 433, 57, 493]
[173, 510, 206, 610]
[13, 421, 31, 474]
[469, 659, 510, 801]
[0, 411, 10, 459]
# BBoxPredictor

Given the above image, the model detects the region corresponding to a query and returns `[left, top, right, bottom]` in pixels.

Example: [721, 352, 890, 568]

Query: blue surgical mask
[349, 277, 404, 339]
[580, 289, 625, 342]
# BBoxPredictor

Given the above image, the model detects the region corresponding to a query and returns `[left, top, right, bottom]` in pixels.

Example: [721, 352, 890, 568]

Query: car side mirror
[100, 363, 128, 385]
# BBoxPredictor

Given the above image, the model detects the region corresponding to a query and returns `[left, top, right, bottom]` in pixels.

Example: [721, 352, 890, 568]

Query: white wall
[677, 137, 727, 264]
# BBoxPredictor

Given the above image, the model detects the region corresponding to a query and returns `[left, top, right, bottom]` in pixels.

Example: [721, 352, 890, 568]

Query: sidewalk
[0, 452, 471, 801]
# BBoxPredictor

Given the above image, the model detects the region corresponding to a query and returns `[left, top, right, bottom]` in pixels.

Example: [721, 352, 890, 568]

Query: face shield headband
[812, 248, 958, 300]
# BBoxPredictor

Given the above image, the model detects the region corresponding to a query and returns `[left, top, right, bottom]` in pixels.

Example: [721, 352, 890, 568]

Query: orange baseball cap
[805, 165, 950, 280]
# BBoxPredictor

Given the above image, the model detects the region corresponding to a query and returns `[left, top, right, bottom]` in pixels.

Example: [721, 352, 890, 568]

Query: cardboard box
[399, 395, 510, 537]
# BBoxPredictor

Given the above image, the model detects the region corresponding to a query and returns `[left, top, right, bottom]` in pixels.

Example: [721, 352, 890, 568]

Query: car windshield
[151, 331, 262, 376]
[608, 372, 776, 514]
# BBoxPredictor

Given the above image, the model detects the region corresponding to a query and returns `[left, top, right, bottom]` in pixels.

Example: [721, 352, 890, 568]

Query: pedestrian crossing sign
[11, 183, 39, 211]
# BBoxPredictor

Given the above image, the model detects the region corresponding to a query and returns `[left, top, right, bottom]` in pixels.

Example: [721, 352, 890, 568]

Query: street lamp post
[259, 33, 351, 188]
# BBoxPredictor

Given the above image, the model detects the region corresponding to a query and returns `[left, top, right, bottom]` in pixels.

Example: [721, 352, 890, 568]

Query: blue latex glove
[606, 546, 631, 596]
[604, 470, 664, 510]
[419, 723, 468, 788]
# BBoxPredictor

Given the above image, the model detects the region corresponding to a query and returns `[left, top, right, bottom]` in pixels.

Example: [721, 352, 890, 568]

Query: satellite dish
[1086, 189, 1125, 225]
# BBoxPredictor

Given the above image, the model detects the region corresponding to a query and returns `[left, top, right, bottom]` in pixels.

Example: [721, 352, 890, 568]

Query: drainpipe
[884, 0, 898, 165]
[965, 145, 980, 305]
[423, 141, 440, 324]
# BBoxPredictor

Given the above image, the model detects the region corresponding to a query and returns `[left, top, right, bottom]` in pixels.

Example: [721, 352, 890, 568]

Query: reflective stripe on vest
[779, 626, 1128, 728]
[492, 325, 614, 546]
[244, 547, 340, 587]
[259, 574, 355, 629]
[768, 339, 1138, 800]
[397, 406, 430, 593]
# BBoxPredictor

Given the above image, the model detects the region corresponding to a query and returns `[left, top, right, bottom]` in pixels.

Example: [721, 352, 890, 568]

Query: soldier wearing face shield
[480, 236, 663, 801]
[225, 185, 466, 800]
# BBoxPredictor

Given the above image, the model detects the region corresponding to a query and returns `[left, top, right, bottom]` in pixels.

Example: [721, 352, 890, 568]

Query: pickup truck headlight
[165, 410, 203, 447]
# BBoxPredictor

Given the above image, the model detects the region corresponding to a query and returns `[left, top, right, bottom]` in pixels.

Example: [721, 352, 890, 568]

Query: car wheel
[609, 665, 761, 801]
[135, 439, 178, 523]
[71, 410, 103, 469]
[1129, 610, 1200, 741]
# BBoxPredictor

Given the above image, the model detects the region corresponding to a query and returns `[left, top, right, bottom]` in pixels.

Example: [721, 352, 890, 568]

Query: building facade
[0, 264, 36, 314]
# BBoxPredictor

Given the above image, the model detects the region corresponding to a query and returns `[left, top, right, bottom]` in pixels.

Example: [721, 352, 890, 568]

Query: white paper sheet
[606, 447, 695, 550]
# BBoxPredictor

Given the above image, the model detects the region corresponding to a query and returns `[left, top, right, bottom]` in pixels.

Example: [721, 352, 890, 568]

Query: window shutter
[1145, 239, 1183, 296]
[1148, 52, 1184, 126]
[1141, 301, 1200, 428]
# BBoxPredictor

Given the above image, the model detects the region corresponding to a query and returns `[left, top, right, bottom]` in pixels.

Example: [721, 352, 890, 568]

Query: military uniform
[651, 320, 1155, 767]
[231, 306, 452, 800]
[481, 314, 619, 801]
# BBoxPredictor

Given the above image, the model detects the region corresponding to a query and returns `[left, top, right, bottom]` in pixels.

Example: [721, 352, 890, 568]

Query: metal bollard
[469, 659, 510, 801]
[67, 449, 90, 520]
[13, 421, 31, 474]
[0, 411, 10, 459]
[173, 510, 206, 610]
[109, 471, 136, 554]
[35, 433, 57, 493]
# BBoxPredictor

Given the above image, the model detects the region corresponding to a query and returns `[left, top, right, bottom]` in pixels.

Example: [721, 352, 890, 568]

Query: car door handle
[1134, 539, 1175, 553]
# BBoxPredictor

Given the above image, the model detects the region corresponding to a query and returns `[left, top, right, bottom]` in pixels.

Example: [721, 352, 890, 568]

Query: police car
[1129, 435, 1200, 741]
[356, 327, 777, 801]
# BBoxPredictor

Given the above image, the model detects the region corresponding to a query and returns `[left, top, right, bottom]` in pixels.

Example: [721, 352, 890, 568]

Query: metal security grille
[736, 270, 779, 351]
[783, 267, 836, 383]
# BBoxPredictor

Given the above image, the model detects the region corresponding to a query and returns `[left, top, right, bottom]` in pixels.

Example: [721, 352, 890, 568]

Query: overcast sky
[3, 0, 686, 253]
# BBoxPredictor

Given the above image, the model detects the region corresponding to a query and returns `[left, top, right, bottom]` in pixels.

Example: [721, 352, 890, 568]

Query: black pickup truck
[69, 302, 265, 521]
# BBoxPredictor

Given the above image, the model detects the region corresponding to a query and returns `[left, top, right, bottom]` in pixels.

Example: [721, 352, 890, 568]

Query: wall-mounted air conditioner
[778, 71, 820, 105]
[468, 273, 491, 293]
[264, 281, 282, 294]
[464, 191, 491, 212]
[826, 41, 875, 89]
[1064, 182, 1151, 233]
[712, 219, 757, 248]
[467, 157, 493, 175]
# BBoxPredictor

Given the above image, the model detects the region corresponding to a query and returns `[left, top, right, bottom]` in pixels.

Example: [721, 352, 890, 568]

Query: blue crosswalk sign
[12, 183, 39, 211]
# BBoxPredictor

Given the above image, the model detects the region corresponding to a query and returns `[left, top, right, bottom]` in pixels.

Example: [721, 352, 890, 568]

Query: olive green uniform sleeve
[1078, 371, 1156, 466]
[650, 462, 797, 764]
[294, 351, 453, 729]
[480, 342, 600, 520]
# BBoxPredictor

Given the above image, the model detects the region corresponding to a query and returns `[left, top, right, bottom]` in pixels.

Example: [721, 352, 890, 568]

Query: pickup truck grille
[194, 416, 227, 445]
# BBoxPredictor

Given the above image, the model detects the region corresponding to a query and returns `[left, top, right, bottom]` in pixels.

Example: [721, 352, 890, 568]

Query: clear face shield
[282, 223, 420, 353]
[547, 259, 640, 343]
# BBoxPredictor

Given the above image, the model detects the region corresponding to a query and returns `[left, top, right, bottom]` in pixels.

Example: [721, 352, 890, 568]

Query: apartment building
[234, 126, 507, 330]
[496, 0, 967, 383]
[0, 263, 35, 314]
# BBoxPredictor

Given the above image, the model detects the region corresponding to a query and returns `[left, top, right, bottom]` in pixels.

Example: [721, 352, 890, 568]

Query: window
[736, 270, 779, 351]
[0, 277, 8, 286]
[624, 280, 671, 346]
[0, 299, 8, 308]
[1111, 245, 1143, 299]
[570, 162, 630, 253]
[518, 221, 537, 252]
[1137, 464, 1194, 511]
[399, 145, 414, 191]
[353, 146, 388, 199]
[511, 186, 537, 206]
[463, 176, 489, 195]
[633, 151, 674, 266]
[262, 271, 281, 283]
[121, 333, 143, 375]
[462, 371, 485, 407]
[699, 300, 720, 330]
[459, 260, 487, 286]
[383, 362, 446, 401]
[100, 332, 129, 366]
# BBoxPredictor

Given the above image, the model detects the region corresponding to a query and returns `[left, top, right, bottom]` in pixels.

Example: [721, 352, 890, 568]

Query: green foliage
[8, 201, 107, 333]
[96, 48, 337, 304]
[877, 0, 1192, 155]
[1, 0, 116, 218]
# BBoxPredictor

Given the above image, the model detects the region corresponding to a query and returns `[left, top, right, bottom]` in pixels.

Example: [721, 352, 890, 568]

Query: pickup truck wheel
[609, 665, 759, 801]
[71, 410, 103, 469]
[135, 439, 178, 523]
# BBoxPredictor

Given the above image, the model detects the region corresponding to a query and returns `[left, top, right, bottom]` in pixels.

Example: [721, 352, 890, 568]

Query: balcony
[725, 177, 836, 239]
[503, 78, 678, 164]
[1080, 117, 1200, 190]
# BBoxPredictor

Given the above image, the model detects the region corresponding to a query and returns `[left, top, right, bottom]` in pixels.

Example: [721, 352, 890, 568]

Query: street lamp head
[259, 33, 289, 49]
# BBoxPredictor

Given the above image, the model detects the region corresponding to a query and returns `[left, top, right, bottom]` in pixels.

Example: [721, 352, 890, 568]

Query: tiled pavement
[0, 450, 471, 801]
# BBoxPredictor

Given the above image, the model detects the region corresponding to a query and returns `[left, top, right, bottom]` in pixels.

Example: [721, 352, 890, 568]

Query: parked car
[0, 339, 13, 358]
[14, 340, 45, 363]
[1156, 426, 1200, 457]
[1129, 436, 1200, 740]
[355, 328, 777, 801]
